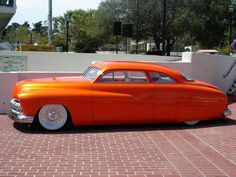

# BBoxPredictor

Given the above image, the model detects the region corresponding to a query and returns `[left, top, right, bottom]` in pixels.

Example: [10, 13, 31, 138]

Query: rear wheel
[38, 104, 68, 131]
[184, 120, 199, 126]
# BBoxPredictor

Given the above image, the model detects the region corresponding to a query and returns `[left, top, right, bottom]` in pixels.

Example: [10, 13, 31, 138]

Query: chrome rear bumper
[223, 109, 231, 117]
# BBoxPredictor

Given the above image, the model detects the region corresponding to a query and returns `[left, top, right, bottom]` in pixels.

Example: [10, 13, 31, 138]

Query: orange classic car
[8, 61, 231, 130]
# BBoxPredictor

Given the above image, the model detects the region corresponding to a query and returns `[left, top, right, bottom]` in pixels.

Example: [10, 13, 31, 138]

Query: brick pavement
[1, 102, 236, 177]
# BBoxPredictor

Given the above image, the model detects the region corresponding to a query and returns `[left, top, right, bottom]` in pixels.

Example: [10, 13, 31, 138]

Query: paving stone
[0, 102, 236, 176]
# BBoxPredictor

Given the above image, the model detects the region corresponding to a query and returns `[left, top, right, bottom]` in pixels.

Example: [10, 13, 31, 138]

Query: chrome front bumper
[8, 99, 33, 124]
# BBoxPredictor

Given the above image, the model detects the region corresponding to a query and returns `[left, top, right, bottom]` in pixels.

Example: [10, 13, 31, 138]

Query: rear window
[150, 72, 174, 84]
[181, 73, 194, 82]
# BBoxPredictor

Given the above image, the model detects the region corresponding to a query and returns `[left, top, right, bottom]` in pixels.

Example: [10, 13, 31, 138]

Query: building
[0, 0, 16, 32]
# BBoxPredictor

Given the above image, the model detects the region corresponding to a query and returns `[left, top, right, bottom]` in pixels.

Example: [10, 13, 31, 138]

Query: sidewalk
[0, 103, 236, 177]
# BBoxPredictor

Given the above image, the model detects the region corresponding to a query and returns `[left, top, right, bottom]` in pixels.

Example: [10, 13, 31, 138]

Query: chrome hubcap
[48, 110, 57, 120]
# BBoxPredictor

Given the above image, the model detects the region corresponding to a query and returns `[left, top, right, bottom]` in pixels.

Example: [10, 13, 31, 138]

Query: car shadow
[228, 95, 236, 104]
[13, 117, 236, 134]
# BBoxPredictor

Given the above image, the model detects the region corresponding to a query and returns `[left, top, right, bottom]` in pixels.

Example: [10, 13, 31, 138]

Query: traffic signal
[122, 24, 133, 37]
[113, 22, 122, 35]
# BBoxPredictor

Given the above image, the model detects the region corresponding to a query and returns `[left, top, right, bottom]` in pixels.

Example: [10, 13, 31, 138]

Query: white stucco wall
[0, 51, 182, 72]
[0, 72, 18, 113]
[191, 53, 236, 93]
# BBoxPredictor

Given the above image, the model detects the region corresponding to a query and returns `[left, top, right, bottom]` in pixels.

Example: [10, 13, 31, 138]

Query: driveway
[0, 103, 236, 177]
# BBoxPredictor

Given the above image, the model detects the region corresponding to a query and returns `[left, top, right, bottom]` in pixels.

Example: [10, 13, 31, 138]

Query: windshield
[181, 73, 194, 82]
[82, 67, 102, 80]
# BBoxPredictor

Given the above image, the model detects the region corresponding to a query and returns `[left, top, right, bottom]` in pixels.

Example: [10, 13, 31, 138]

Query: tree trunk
[153, 35, 161, 51]
[166, 38, 176, 56]
[166, 39, 170, 56]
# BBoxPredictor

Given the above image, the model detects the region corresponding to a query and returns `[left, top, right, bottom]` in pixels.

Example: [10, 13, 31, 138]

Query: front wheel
[38, 104, 68, 131]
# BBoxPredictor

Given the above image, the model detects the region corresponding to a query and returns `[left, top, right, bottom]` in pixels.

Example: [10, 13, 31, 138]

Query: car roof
[92, 61, 180, 75]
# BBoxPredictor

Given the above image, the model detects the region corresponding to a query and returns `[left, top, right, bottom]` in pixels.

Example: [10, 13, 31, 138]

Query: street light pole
[229, 4, 233, 45]
[136, 0, 140, 54]
[66, 20, 69, 53]
[30, 32, 33, 45]
[162, 0, 167, 56]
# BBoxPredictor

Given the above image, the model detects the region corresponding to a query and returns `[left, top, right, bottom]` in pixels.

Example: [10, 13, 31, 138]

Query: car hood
[13, 76, 91, 98]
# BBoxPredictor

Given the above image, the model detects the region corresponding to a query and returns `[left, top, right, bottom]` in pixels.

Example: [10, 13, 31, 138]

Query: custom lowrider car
[8, 61, 231, 130]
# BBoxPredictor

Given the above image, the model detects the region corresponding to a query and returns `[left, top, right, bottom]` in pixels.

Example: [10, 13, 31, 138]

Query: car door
[92, 70, 154, 124]
[150, 72, 179, 122]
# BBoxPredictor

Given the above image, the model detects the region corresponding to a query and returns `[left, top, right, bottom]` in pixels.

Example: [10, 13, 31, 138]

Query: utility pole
[48, 0, 52, 45]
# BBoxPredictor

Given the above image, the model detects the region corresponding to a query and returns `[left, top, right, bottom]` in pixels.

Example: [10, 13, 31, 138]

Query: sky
[10, 0, 102, 26]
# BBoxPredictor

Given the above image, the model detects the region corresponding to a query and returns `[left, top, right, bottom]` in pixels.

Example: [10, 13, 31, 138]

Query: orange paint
[9, 61, 229, 126]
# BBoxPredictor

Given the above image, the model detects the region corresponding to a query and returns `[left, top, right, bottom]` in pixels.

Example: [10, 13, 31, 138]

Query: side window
[126, 71, 148, 83]
[98, 70, 148, 83]
[114, 71, 126, 81]
[99, 71, 125, 82]
[99, 72, 114, 82]
[150, 72, 174, 84]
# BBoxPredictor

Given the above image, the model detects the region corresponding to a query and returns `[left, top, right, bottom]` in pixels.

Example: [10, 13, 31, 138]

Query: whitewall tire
[38, 104, 68, 130]
[184, 120, 199, 126]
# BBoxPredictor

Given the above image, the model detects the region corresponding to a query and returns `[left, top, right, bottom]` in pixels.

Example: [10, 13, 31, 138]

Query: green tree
[95, 0, 187, 54]
[189, 0, 230, 48]
[2, 22, 31, 44]
[74, 37, 101, 53]
[3, 25, 31, 44]
[2, 21, 49, 45]
[2, 22, 20, 39]
[22, 21, 30, 29]
[53, 33, 67, 51]
[95, 0, 233, 54]
[3, 0, 233, 54]
[54, 9, 101, 52]
[93, 0, 126, 44]
[32, 21, 48, 36]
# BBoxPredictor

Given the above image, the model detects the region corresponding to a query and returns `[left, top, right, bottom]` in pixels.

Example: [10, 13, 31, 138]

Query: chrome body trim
[223, 109, 231, 117]
[8, 99, 34, 123]
[10, 99, 21, 111]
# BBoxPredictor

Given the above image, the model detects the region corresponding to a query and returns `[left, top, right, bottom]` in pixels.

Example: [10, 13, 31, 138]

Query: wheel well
[33, 104, 73, 128]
